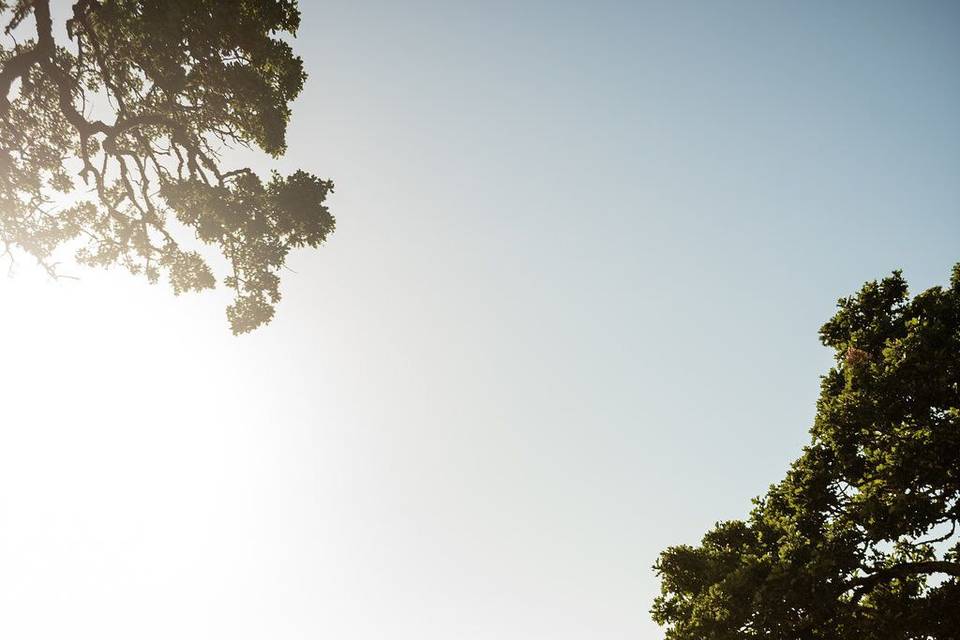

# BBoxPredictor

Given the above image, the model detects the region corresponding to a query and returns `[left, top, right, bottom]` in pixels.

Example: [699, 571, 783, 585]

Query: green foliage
[653, 265, 960, 639]
[0, 0, 334, 333]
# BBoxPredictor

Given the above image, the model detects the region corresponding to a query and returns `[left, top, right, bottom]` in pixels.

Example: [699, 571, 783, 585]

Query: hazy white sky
[1, 1, 959, 638]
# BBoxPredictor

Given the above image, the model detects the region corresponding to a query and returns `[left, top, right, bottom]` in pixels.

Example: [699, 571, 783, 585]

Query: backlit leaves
[0, 0, 333, 332]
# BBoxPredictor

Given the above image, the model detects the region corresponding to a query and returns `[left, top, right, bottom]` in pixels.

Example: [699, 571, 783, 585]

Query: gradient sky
[1, 1, 958, 638]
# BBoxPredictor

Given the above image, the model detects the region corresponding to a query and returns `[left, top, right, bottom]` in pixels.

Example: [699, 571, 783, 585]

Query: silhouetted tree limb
[848, 561, 960, 604]
[0, 0, 335, 333]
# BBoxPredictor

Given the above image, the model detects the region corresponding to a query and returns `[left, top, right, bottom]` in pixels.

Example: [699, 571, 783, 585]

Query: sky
[1, 1, 958, 638]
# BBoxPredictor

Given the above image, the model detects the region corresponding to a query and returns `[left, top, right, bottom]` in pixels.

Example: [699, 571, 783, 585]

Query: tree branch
[0, 46, 43, 114]
[848, 561, 960, 604]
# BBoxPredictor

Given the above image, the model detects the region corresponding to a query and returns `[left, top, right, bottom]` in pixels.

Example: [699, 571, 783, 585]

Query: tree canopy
[0, 0, 334, 333]
[653, 265, 960, 639]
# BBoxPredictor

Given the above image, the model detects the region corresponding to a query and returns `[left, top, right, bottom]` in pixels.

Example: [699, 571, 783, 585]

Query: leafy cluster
[0, 0, 334, 333]
[653, 265, 960, 639]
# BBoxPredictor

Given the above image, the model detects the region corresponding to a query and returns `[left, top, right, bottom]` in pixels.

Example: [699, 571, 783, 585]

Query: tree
[652, 265, 960, 639]
[0, 0, 334, 333]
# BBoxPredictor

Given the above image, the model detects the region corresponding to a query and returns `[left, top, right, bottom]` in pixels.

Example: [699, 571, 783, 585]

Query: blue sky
[1, 1, 958, 638]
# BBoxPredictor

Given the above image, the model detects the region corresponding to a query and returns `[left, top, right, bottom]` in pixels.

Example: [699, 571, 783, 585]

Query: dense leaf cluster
[653, 265, 960, 639]
[0, 0, 334, 332]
